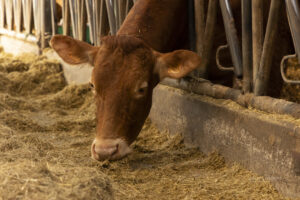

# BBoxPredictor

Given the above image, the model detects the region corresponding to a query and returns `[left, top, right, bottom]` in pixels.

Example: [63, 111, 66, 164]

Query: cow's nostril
[91, 142, 99, 160]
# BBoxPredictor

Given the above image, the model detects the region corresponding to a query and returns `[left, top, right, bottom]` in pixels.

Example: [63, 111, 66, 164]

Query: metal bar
[33, 0, 40, 36]
[200, 0, 218, 78]
[69, 0, 77, 38]
[99, 0, 109, 42]
[0, 0, 5, 28]
[125, 0, 133, 15]
[252, 0, 263, 88]
[254, 0, 282, 96]
[114, 0, 120, 30]
[5, 0, 13, 30]
[41, 0, 46, 50]
[94, 0, 100, 45]
[194, 0, 205, 56]
[219, 0, 243, 78]
[118, 0, 126, 26]
[85, 0, 95, 44]
[62, 0, 71, 35]
[286, 0, 300, 63]
[13, 0, 22, 32]
[80, 0, 87, 41]
[242, 0, 252, 93]
[22, 0, 33, 34]
[105, 0, 117, 35]
[216, 45, 235, 71]
[188, 0, 195, 52]
[50, 0, 56, 35]
[280, 54, 300, 84]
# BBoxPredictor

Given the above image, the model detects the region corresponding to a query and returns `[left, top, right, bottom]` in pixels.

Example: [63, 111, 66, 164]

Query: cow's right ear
[50, 35, 99, 65]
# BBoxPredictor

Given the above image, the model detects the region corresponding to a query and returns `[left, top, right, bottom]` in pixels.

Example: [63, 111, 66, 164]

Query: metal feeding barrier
[281, 0, 300, 84]
[1, 0, 300, 96]
[0, 0, 135, 51]
[217, 0, 243, 78]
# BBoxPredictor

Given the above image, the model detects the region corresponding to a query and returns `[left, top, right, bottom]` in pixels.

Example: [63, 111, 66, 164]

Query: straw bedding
[0, 51, 289, 199]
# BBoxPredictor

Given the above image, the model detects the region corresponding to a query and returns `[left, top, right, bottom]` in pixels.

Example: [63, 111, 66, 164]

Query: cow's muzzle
[91, 138, 132, 161]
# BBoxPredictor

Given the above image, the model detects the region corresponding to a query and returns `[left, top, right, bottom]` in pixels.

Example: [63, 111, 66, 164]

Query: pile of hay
[0, 51, 289, 199]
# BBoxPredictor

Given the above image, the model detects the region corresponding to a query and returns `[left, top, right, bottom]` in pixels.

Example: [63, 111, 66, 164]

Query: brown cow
[50, 0, 201, 161]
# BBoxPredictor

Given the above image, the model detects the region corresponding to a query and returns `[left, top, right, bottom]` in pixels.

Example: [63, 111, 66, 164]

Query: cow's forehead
[92, 44, 154, 91]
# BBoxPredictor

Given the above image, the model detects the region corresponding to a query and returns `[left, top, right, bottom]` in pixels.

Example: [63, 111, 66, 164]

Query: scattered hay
[0, 52, 291, 199]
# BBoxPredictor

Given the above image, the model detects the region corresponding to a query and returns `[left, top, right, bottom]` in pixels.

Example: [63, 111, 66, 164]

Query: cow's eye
[136, 82, 148, 98]
[89, 82, 94, 88]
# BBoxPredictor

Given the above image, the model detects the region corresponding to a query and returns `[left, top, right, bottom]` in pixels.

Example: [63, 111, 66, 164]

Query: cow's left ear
[154, 50, 201, 80]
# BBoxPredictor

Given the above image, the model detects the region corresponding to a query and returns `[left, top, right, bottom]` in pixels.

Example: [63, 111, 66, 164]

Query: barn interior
[0, 0, 299, 199]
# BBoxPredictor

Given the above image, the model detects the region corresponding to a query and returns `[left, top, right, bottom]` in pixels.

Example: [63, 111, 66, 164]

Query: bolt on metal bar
[219, 0, 243, 78]
[252, 0, 263, 89]
[242, 0, 253, 93]
[254, 0, 282, 96]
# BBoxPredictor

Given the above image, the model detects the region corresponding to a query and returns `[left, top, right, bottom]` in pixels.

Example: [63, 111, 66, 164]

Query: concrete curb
[150, 84, 300, 198]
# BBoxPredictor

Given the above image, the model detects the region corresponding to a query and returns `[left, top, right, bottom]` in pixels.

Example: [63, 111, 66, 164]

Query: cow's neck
[117, 0, 188, 52]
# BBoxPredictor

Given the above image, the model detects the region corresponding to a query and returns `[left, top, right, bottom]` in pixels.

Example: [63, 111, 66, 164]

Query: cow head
[50, 35, 201, 161]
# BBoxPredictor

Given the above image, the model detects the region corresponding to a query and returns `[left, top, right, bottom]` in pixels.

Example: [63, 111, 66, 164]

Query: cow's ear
[154, 50, 201, 80]
[50, 35, 99, 65]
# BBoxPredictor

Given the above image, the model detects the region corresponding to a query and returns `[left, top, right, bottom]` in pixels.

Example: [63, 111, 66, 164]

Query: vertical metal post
[22, 0, 33, 34]
[254, 0, 282, 96]
[114, 0, 120, 30]
[63, 0, 71, 35]
[94, 0, 100, 45]
[188, 0, 196, 52]
[118, 0, 126, 27]
[252, 0, 263, 88]
[286, 0, 300, 63]
[86, 0, 96, 44]
[13, 0, 22, 32]
[194, 0, 205, 56]
[41, 0, 46, 51]
[0, 0, 5, 28]
[219, 0, 243, 78]
[80, 0, 87, 41]
[99, 0, 109, 42]
[5, 0, 13, 30]
[242, 0, 252, 93]
[200, 0, 218, 78]
[50, 0, 56, 35]
[105, 0, 116, 35]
